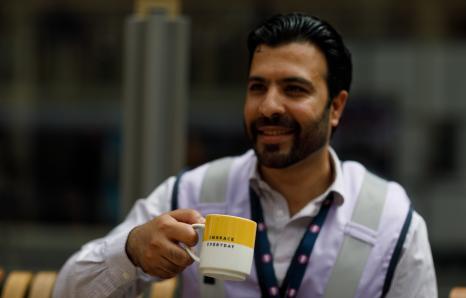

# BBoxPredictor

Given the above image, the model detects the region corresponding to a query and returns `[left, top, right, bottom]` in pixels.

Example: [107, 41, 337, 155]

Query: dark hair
[247, 12, 352, 100]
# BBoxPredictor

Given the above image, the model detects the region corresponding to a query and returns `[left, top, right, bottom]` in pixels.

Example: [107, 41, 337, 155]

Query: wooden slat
[450, 287, 466, 298]
[28, 271, 57, 298]
[150, 277, 177, 298]
[2, 271, 33, 298]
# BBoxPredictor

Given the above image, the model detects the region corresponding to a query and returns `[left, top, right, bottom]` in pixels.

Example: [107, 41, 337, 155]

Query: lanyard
[250, 187, 334, 298]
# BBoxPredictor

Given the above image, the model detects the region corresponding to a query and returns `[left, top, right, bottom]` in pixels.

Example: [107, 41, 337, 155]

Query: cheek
[243, 99, 258, 123]
[287, 102, 316, 123]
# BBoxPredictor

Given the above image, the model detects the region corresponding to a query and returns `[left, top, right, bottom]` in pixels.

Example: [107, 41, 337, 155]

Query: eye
[285, 85, 308, 94]
[248, 83, 266, 93]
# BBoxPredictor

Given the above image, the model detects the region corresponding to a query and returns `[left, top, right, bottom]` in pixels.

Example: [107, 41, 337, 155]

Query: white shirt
[250, 149, 437, 298]
[53, 148, 438, 298]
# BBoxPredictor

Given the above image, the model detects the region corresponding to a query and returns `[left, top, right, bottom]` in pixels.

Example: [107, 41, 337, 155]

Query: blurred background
[0, 0, 465, 296]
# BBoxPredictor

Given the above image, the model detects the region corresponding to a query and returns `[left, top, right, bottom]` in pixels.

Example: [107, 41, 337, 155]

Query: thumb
[169, 208, 205, 224]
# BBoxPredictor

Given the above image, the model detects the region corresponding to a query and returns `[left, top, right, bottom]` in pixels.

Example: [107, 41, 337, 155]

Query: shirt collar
[248, 147, 347, 206]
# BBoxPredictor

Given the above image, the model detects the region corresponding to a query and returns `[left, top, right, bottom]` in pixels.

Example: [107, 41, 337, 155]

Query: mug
[185, 214, 257, 281]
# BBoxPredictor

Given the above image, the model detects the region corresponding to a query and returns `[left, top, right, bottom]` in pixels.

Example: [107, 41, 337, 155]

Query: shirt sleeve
[385, 212, 438, 298]
[52, 177, 176, 298]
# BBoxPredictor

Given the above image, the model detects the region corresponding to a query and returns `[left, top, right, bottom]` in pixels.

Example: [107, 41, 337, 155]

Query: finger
[141, 250, 181, 278]
[165, 221, 199, 246]
[153, 262, 179, 279]
[165, 241, 194, 267]
[169, 209, 205, 225]
[161, 256, 184, 273]
[156, 250, 191, 277]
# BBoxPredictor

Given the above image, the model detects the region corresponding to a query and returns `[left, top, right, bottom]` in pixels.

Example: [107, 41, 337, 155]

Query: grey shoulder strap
[199, 157, 234, 297]
[171, 158, 233, 297]
[199, 157, 234, 204]
[324, 170, 388, 298]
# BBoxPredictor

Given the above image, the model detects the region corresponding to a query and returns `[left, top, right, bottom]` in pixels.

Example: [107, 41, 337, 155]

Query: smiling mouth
[258, 127, 294, 136]
[255, 126, 294, 144]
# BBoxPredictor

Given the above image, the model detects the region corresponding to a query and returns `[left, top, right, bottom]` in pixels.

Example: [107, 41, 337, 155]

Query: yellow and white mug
[185, 214, 257, 281]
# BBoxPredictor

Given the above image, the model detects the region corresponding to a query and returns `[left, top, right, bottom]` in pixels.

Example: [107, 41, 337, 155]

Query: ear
[330, 90, 348, 128]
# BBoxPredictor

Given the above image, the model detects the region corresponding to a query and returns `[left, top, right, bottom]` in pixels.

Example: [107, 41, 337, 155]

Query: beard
[246, 107, 330, 169]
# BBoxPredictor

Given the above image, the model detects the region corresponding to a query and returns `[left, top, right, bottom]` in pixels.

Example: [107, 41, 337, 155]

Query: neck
[259, 146, 334, 216]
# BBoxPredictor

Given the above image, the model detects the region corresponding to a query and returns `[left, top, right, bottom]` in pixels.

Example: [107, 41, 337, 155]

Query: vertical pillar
[141, 14, 189, 195]
[120, 16, 146, 217]
[120, 0, 189, 217]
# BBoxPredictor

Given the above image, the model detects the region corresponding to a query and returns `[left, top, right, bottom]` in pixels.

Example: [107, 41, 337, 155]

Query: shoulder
[181, 149, 256, 186]
[386, 211, 437, 297]
[339, 160, 412, 236]
[341, 160, 410, 204]
[175, 150, 255, 207]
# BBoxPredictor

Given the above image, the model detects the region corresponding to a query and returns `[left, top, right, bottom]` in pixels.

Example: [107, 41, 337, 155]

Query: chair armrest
[450, 287, 466, 298]
[28, 271, 57, 298]
[2, 271, 33, 298]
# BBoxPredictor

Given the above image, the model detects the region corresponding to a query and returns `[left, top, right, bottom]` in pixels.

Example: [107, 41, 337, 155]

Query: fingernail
[199, 217, 206, 224]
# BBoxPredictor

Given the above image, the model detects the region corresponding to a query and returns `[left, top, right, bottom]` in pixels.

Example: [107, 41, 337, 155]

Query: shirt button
[122, 272, 130, 280]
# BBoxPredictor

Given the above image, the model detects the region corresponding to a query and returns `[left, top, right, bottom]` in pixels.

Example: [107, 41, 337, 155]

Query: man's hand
[125, 209, 205, 278]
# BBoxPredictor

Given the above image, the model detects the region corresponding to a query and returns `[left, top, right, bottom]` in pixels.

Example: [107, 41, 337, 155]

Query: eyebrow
[247, 76, 316, 93]
[281, 77, 314, 89]
[248, 76, 266, 83]
[248, 76, 313, 86]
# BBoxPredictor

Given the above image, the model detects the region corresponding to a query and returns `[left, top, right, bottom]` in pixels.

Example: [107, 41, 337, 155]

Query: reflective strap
[351, 172, 388, 230]
[199, 157, 234, 203]
[199, 158, 232, 297]
[171, 158, 233, 297]
[324, 171, 388, 298]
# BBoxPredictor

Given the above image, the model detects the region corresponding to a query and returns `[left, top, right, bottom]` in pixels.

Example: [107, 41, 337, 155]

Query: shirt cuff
[104, 230, 139, 285]
[104, 229, 158, 287]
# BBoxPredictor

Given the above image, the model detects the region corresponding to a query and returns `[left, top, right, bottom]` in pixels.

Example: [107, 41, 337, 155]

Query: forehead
[249, 42, 328, 81]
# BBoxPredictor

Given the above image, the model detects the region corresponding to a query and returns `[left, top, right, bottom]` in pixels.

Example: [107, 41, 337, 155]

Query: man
[53, 13, 437, 298]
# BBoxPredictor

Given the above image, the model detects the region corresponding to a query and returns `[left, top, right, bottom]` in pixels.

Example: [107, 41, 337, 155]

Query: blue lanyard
[250, 187, 334, 298]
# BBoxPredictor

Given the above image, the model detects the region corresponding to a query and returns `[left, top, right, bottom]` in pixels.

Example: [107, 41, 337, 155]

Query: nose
[258, 87, 285, 118]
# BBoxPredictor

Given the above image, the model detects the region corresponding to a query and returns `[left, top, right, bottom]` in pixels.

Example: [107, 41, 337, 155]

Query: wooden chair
[0, 269, 174, 298]
[450, 287, 466, 298]
[28, 271, 57, 298]
[1, 271, 33, 298]
[0, 267, 5, 292]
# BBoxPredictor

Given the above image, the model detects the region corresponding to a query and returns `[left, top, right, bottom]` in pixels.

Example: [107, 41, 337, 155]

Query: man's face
[244, 42, 332, 168]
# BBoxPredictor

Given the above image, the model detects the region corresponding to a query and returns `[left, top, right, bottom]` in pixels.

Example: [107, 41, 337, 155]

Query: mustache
[251, 115, 300, 132]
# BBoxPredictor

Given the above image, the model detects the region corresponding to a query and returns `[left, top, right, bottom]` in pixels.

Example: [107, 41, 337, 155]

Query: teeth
[262, 129, 291, 136]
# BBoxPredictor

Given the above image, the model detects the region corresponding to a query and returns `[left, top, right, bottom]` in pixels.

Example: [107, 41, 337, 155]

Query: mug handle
[183, 223, 205, 262]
